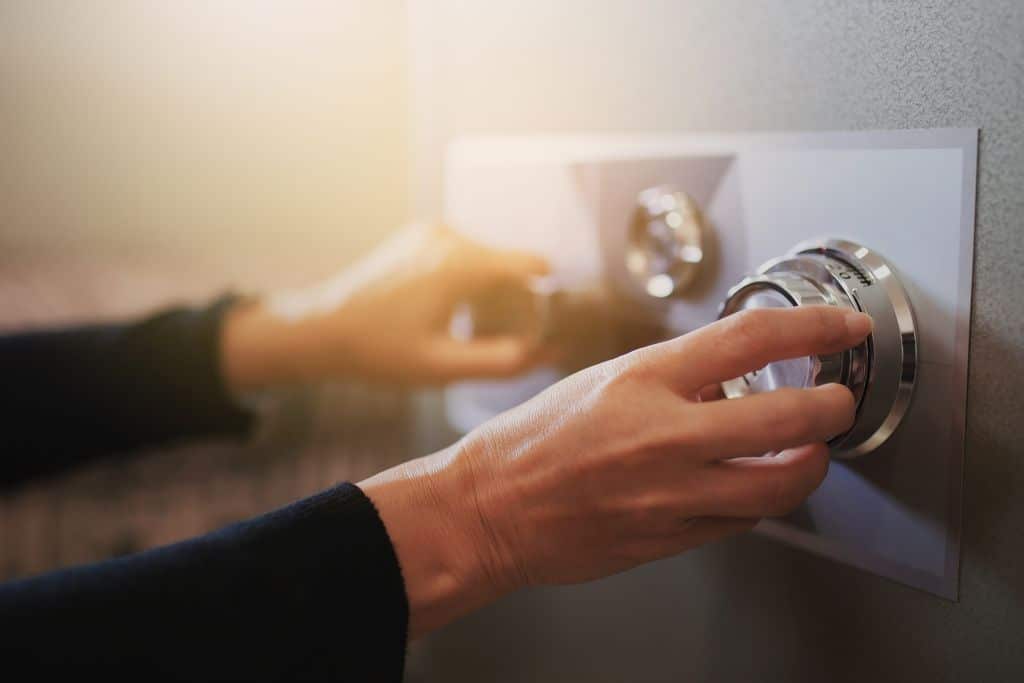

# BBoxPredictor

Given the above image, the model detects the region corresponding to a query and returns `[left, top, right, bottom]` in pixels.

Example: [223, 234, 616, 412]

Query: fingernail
[844, 312, 873, 338]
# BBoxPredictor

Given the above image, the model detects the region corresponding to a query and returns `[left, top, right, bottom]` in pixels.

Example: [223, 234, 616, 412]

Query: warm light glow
[0, 1, 408, 278]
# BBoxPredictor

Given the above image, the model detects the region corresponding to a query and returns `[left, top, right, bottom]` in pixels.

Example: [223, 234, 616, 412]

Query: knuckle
[764, 474, 806, 516]
[612, 492, 666, 530]
[596, 367, 632, 398]
[607, 353, 656, 388]
[589, 370, 643, 418]
[633, 494, 668, 524]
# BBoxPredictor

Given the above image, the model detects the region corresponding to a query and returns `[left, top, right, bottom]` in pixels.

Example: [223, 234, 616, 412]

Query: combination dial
[718, 238, 917, 459]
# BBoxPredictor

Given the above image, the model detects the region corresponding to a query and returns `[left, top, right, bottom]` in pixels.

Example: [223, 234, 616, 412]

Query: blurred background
[1, 0, 408, 307]
[0, 0, 411, 580]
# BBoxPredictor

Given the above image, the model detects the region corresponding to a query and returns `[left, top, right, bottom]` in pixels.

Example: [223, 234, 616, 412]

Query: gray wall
[407, 1, 1024, 680]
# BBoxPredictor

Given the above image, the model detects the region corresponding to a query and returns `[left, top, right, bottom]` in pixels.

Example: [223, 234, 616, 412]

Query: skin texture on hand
[220, 224, 551, 392]
[360, 305, 873, 638]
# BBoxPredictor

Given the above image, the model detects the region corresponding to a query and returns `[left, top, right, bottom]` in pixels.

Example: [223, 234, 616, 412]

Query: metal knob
[718, 238, 917, 459]
[627, 186, 706, 298]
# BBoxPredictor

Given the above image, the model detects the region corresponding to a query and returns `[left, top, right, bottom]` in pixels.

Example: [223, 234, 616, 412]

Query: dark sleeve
[0, 296, 254, 488]
[0, 482, 410, 682]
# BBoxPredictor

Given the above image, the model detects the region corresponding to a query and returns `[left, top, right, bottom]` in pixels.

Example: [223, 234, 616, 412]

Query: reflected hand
[221, 224, 550, 390]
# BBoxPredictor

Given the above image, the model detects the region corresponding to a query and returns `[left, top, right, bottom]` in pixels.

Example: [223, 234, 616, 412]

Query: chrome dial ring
[719, 238, 917, 459]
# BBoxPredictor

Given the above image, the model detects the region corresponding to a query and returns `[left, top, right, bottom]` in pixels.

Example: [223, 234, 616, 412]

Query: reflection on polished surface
[627, 186, 707, 299]
[456, 276, 666, 374]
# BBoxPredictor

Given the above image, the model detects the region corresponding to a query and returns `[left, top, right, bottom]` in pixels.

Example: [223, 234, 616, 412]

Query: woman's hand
[360, 305, 873, 637]
[220, 224, 550, 390]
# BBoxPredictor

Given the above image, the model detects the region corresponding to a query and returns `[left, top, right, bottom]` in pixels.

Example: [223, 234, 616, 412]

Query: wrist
[360, 443, 518, 638]
[220, 298, 313, 392]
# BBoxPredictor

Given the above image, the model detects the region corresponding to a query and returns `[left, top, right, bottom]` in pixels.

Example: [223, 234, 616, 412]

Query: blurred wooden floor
[0, 250, 412, 581]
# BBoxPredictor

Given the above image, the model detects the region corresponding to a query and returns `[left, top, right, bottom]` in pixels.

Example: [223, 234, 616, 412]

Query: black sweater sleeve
[0, 300, 412, 679]
[0, 482, 410, 682]
[0, 296, 254, 488]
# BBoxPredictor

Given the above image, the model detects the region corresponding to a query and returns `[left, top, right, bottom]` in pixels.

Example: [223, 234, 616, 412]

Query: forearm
[0, 296, 253, 487]
[0, 483, 409, 681]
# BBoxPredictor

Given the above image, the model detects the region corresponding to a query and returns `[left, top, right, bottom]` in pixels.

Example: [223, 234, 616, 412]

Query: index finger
[471, 244, 551, 284]
[647, 306, 873, 394]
